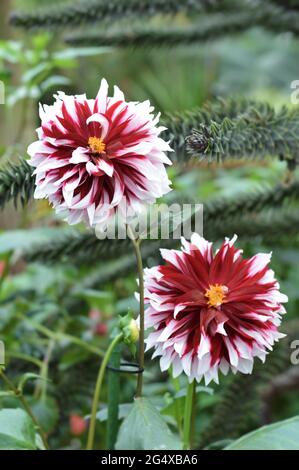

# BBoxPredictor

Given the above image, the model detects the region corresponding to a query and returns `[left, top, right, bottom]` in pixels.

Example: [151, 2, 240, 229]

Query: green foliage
[64, 12, 264, 49]
[199, 321, 299, 448]
[0, 34, 108, 108]
[0, 408, 38, 450]
[0, 159, 34, 209]
[187, 104, 299, 163]
[225, 416, 299, 450]
[271, 0, 299, 11]
[115, 397, 181, 450]
[10, 0, 226, 30]
[0, 98, 294, 214]
[20, 179, 299, 265]
[10, 0, 299, 43]
[3, 0, 299, 452]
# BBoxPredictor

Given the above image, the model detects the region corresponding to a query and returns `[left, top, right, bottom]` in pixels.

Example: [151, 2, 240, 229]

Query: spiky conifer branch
[0, 99, 286, 210]
[163, 98, 275, 158]
[68, 208, 299, 290]
[187, 105, 299, 163]
[22, 179, 299, 264]
[0, 159, 34, 209]
[64, 11, 259, 48]
[10, 0, 299, 40]
[64, 1, 299, 49]
[1, 101, 297, 211]
[9, 0, 226, 30]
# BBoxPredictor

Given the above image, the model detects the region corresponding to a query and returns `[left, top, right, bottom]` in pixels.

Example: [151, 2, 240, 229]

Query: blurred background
[1, 0, 299, 450]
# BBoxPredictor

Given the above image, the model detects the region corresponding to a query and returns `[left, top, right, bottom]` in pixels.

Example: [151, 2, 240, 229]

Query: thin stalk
[127, 226, 145, 397]
[6, 351, 43, 369]
[86, 333, 123, 450]
[171, 371, 183, 437]
[18, 314, 104, 357]
[190, 384, 197, 449]
[183, 380, 195, 450]
[106, 343, 121, 450]
[34, 338, 55, 401]
[0, 368, 49, 450]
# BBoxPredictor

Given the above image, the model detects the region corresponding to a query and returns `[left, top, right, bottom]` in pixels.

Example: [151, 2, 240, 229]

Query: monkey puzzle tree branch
[0, 159, 35, 209]
[22, 179, 299, 264]
[9, 0, 227, 30]
[187, 105, 299, 163]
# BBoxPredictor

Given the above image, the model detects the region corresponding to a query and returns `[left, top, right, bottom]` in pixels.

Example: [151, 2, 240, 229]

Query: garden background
[1, 0, 299, 450]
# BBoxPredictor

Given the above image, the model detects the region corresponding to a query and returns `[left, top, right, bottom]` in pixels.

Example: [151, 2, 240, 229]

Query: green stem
[106, 343, 121, 450]
[127, 226, 145, 398]
[18, 314, 104, 358]
[6, 351, 43, 369]
[34, 338, 55, 401]
[171, 372, 183, 437]
[86, 333, 123, 450]
[183, 380, 195, 450]
[190, 384, 197, 449]
[0, 368, 49, 450]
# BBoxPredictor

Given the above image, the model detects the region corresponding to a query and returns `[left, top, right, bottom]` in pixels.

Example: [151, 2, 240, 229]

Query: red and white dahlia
[27, 79, 172, 227]
[144, 234, 287, 384]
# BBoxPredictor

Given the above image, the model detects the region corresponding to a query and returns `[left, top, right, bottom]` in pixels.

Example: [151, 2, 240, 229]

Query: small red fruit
[95, 323, 108, 336]
[0, 261, 6, 277]
[70, 414, 87, 436]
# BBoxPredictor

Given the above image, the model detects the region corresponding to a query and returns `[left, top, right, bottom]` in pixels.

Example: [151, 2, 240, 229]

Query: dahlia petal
[86, 113, 110, 139]
[189, 234, 213, 261]
[174, 338, 187, 356]
[96, 78, 109, 114]
[197, 333, 210, 359]
[110, 174, 125, 206]
[215, 321, 227, 336]
[182, 351, 193, 376]
[86, 161, 101, 176]
[237, 358, 253, 374]
[113, 85, 125, 101]
[204, 366, 219, 386]
[219, 359, 230, 376]
[96, 158, 114, 177]
[197, 353, 211, 375]
[172, 355, 183, 378]
[160, 351, 173, 372]
[27, 140, 52, 158]
[87, 203, 96, 226]
[70, 147, 90, 164]
[248, 252, 272, 277]
[224, 338, 239, 368]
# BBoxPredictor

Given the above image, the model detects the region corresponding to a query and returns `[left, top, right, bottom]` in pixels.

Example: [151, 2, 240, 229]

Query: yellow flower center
[88, 136, 106, 154]
[205, 284, 228, 308]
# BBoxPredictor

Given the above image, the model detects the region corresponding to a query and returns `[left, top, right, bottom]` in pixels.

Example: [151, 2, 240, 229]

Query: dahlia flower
[144, 234, 287, 385]
[27, 79, 172, 227]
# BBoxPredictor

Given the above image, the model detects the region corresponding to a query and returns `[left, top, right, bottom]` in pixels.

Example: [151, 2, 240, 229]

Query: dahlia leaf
[28, 396, 60, 436]
[0, 408, 37, 450]
[115, 397, 182, 450]
[225, 416, 299, 450]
